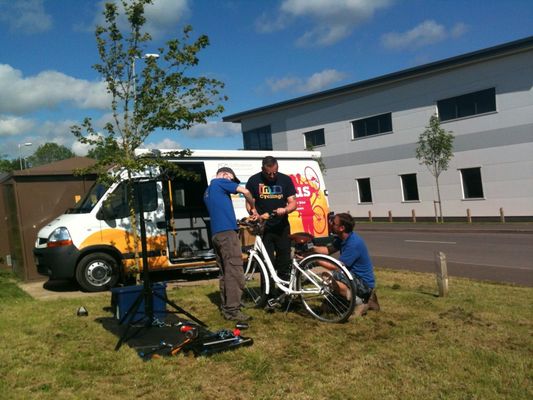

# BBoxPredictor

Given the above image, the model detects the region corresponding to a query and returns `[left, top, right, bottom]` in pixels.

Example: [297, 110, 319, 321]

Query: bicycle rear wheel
[296, 255, 356, 323]
[243, 255, 269, 307]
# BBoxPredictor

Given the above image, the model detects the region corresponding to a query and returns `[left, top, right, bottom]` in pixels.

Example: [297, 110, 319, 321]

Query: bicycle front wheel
[243, 255, 269, 308]
[296, 255, 356, 323]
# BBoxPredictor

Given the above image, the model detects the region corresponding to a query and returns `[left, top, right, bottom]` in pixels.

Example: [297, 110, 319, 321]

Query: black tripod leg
[115, 290, 146, 351]
[153, 292, 207, 327]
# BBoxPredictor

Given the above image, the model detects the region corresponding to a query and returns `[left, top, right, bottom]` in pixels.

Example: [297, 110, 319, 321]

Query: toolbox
[111, 283, 167, 323]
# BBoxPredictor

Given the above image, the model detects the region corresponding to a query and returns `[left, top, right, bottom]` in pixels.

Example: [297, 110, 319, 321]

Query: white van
[33, 149, 330, 292]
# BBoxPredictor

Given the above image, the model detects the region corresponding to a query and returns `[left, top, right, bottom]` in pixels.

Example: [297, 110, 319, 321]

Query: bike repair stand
[114, 181, 207, 351]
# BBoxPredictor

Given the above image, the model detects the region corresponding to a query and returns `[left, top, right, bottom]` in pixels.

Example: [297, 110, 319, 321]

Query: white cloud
[139, 122, 241, 151]
[256, 0, 392, 47]
[382, 20, 468, 50]
[265, 77, 301, 93]
[182, 121, 242, 138]
[71, 133, 104, 156]
[0, 118, 83, 156]
[0, 0, 52, 34]
[255, 12, 289, 33]
[92, 0, 190, 38]
[144, 0, 190, 37]
[0, 64, 110, 115]
[0, 115, 35, 137]
[140, 137, 182, 150]
[266, 69, 347, 94]
[451, 22, 468, 38]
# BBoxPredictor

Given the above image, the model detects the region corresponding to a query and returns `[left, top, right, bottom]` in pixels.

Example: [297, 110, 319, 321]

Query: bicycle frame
[244, 233, 354, 298]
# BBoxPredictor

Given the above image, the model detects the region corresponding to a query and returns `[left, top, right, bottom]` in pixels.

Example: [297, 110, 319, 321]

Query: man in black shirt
[246, 156, 297, 286]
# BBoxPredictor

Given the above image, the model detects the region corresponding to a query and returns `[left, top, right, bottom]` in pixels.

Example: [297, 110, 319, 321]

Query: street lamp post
[18, 142, 32, 170]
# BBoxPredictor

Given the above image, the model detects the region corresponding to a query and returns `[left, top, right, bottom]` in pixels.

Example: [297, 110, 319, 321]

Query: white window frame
[399, 173, 420, 202]
[459, 166, 485, 200]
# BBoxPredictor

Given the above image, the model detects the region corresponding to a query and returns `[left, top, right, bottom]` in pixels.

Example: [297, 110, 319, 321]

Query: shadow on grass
[96, 313, 190, 357]
[206, 290, 221, 308]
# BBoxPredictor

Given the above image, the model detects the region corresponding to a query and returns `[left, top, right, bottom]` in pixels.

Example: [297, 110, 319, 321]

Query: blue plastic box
[111, 282, 167, 323]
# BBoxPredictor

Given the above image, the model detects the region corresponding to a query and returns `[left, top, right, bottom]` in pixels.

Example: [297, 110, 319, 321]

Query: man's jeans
[213, 230, 245, 314]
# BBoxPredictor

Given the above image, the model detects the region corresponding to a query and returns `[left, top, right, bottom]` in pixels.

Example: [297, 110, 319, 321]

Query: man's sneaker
[354, 303, 369, 317]
[367, 290, 380, 311]
[223, 310, 253, 322]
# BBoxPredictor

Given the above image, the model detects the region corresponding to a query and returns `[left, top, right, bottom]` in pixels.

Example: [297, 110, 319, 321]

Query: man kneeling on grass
[312, 213, 379, 317]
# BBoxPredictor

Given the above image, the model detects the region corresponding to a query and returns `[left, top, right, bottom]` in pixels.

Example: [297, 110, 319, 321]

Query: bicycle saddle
[289, 232, 314, 244]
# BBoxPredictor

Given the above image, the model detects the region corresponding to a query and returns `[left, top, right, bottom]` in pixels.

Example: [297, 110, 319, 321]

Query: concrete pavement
[18, 275, 218, 301]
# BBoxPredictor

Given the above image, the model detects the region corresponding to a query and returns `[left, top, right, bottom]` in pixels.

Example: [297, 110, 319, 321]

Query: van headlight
[47, 227, 73, 248]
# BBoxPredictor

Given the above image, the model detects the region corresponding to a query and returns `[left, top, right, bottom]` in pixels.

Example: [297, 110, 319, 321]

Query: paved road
[356, 226, 533, 286]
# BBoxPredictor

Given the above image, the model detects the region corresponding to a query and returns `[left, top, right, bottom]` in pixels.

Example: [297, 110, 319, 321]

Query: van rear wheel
[76, 252, 119, 292]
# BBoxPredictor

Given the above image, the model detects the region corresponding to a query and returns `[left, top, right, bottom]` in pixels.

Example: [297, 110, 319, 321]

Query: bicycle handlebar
[238, 212, 277, 227]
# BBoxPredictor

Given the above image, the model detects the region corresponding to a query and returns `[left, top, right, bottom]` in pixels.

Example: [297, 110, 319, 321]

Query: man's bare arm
[236, 186, 257, 215]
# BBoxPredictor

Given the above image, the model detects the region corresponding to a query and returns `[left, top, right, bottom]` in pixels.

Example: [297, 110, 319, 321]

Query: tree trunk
[126, 171, 141, 282]
[435, 175, 443, 223]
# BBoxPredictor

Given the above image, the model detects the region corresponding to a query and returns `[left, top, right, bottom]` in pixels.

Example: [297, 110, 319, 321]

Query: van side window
[163, 163, 208, 217]
[98, 181, 157, 220]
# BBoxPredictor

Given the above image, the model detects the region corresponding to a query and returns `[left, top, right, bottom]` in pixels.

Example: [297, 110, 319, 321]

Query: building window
[352, 112, 392, 139]
[460, 167, 484, 199]
[356, 178, 373, 203]
[437, 88, 496, 122]
[243, 125, 272, 150]
[400, 174, 420, 201]
[304, 128, 325, 148]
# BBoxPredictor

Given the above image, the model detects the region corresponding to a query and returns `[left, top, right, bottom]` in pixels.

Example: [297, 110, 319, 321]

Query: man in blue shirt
[313, 213, 379, 316]
[204, 167, 256, 322]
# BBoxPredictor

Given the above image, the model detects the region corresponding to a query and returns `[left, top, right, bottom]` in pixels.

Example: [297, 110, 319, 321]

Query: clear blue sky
[1, 0, 532, 159]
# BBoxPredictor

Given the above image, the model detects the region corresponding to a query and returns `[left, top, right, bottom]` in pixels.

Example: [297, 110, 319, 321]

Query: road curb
[356, 227, 533, 234]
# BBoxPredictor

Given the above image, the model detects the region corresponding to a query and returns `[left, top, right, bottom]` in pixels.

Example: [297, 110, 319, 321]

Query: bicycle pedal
[267, 298, 280, 308]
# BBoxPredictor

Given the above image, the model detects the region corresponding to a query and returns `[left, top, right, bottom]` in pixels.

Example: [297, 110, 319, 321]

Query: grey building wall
[239, 48, 533, 219]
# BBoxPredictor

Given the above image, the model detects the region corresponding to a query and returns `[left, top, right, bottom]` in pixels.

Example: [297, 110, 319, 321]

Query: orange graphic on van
[289, 166, 329, 237]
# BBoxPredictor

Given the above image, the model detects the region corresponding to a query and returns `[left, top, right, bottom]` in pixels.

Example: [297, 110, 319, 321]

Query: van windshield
[68, 183, 109, 214]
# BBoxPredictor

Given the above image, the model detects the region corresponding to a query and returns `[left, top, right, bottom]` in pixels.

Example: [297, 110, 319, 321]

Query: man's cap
[217, 167, 240, 183]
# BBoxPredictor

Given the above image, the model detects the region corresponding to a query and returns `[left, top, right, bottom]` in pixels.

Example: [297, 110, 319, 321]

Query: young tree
[27, 143, 75, 167]
[72, 0, 226, 273]
[415, 114, 454, 223]
[87, 141, 120, 161]
[305, 143, 326, 174]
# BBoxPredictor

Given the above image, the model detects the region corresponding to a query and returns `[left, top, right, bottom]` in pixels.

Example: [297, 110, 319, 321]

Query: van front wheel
[76, 253, 119, 292]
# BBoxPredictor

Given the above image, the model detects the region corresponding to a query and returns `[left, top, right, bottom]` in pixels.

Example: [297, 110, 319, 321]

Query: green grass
[0, 269, 531, 399]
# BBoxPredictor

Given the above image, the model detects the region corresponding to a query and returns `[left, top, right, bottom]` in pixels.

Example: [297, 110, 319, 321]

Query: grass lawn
[0, 268, 531, 400]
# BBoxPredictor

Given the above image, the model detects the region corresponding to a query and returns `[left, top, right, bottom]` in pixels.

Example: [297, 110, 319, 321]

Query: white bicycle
[239, 216, 356, 323]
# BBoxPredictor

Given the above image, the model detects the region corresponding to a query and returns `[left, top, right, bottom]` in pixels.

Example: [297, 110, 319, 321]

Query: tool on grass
[77, 306, 88, 316]
[138, 341, 173, 359]
[169, 326, 198, 355]
[235, 322, 249, 330]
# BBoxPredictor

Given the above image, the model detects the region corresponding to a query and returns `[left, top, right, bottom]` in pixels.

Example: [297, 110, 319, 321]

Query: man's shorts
[332, 270, 372, 302]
